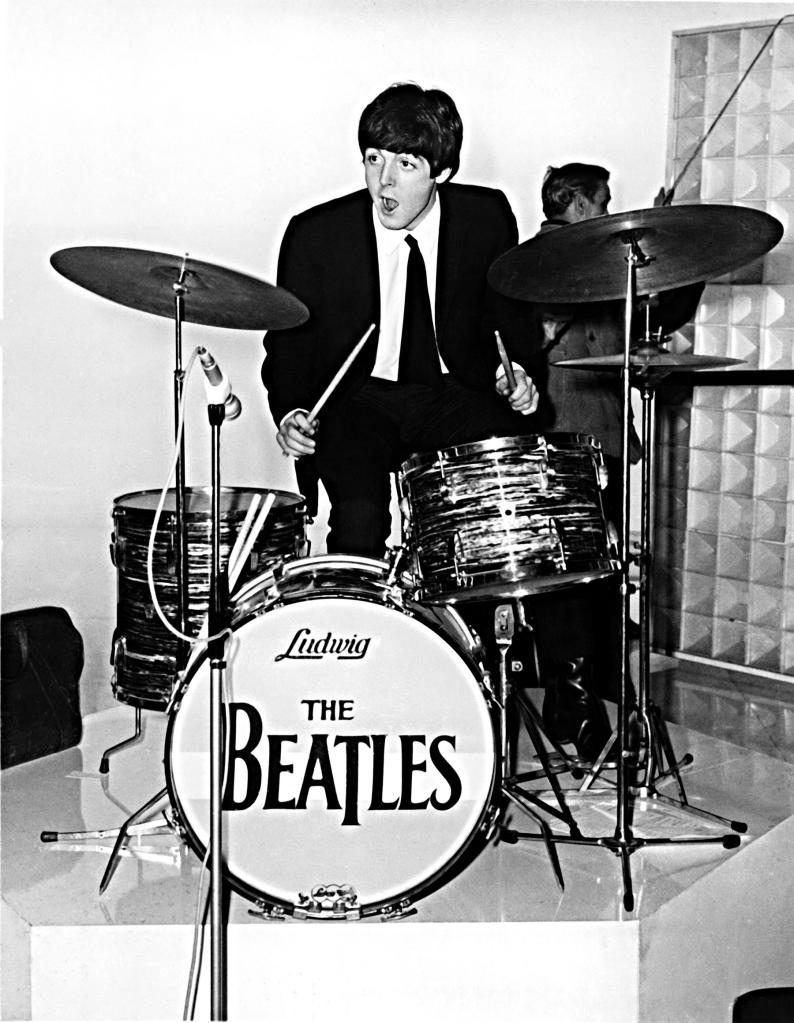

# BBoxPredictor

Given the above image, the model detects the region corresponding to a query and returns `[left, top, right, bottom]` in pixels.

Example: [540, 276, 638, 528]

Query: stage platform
[3, 664, 794, 1022]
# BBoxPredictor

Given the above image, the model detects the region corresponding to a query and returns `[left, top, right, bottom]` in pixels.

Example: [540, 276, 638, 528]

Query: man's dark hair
[541, 162, 610, 219]
[358, 82, 463, 180]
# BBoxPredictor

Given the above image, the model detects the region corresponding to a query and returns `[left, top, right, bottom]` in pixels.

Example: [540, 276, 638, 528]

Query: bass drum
[165, 555, 498, 920]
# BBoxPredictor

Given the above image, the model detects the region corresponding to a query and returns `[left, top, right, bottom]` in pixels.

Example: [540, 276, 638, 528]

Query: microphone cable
[145, 345, 234, 650]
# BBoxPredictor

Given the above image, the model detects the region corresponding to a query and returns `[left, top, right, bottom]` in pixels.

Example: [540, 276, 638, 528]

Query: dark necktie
[398, 234, 441, 384]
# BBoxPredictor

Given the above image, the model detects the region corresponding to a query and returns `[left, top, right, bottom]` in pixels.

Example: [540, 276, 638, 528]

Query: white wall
[3, 0, 790, 713]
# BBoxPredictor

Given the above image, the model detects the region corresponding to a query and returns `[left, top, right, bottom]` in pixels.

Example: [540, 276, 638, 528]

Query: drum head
[166, 586, 496, 918]
[112, 486, 304, 519]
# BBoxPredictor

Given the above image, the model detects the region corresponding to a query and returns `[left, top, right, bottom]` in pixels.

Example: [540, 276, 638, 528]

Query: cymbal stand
[567, 242, 742, 909]
[621, 355, 747, 833]
[493, 247, 743, 910]
[173, 266, 191, 652]
[99, 259, 193, 771]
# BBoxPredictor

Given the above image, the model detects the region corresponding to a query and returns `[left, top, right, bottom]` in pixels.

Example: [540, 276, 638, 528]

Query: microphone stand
[207, 401, 229, 1020]
[43, 406, 233, 1012]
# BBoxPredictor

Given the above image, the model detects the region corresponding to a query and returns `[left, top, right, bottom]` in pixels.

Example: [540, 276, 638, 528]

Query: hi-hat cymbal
[556, 349, 745, 373]
[488, 204, 783, 303]
[50, 246, 309, 330]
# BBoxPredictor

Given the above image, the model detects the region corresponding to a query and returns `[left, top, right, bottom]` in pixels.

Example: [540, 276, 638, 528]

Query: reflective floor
[2, 653, 794, 1020]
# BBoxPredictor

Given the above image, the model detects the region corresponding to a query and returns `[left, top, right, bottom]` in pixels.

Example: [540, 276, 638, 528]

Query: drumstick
[227, 493, 262, 581]
[229, 491, 276, 591]
[174, 493, 265, 662]
[165, 494, 267, 712]
[495, 330, 516, 391]
[307, 323, 376, 422]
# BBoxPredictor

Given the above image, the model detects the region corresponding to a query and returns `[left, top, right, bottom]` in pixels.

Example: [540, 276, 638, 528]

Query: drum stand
[491, 602, 588, 890]
[100, 268, 193, 772]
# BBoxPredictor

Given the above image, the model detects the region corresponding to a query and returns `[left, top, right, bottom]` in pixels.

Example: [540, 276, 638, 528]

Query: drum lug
[446, 530, 471, 591]
[385, 544, 408, 586]
[607, 520, 621, 559]
[547, 518, 567, 569]
[294, 883, 361, 920]
[483, 802, 502, 843]
[481, 667, 497, 702]
[165, 671, 187, 715]
[110, 631, 126, 668]
[378, 900, 418, 922]
[248, 901, 287, 921]
[110, 532, 126, 572]
[162, 802, 183, 838]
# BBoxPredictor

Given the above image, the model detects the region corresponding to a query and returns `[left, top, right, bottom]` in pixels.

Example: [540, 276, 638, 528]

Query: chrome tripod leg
[98, 787, 171, 894]
[40, 786, 172, 894]
[501, 787, 565, 891]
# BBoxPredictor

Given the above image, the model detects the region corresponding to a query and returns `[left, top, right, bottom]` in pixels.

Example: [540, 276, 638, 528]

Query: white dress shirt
[370, 193, 449, 380]
[280, 190, 529, 427]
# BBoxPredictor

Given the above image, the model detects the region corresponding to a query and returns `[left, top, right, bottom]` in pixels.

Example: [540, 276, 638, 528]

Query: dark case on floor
[1, 606, 84, 768]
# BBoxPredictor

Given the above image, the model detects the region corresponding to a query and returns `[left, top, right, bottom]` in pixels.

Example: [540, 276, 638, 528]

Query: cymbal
[50, 246, 309, 330]
[556, 349, 745, 373]
[488, 204, 783, 303]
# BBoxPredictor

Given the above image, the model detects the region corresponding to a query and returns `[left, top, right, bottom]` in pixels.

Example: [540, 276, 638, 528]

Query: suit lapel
[435, 187, 464, 344]
[353, 192, 380, 351]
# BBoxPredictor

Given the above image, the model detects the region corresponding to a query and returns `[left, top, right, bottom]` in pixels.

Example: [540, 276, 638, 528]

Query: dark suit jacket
[261, 184, 530, 426]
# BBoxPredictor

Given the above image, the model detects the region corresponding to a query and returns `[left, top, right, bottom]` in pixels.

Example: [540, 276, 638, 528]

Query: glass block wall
[653, 19, 794, 678]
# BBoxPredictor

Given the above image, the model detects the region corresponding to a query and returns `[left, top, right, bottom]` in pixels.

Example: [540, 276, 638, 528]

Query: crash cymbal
[556, 349, 745, 373]
[488, 204, 783, 303]
[50, 246, 309, 330]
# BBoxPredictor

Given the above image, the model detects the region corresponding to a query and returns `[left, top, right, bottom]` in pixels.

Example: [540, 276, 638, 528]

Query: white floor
[3, 663, 794, 1022]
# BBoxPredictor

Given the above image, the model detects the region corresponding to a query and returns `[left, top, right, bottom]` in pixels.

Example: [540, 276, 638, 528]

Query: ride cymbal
[556, 350, 745, 373]
[488, 204, 783, 303]
[50, 246, 309, 330]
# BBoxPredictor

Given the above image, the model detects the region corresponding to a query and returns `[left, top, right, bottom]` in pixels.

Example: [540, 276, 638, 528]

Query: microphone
[197, 348, 242, 420]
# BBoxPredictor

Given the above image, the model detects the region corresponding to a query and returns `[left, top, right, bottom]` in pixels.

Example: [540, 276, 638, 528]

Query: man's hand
[277, 409, 317, 458]
[495, 364, 539, 416]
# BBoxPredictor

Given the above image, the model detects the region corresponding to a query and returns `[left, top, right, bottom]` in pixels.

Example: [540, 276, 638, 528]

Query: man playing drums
[262, 81, 538, 556]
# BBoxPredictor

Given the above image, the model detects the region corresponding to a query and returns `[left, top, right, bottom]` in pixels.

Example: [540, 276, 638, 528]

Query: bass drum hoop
[165, 555, 498, 919]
